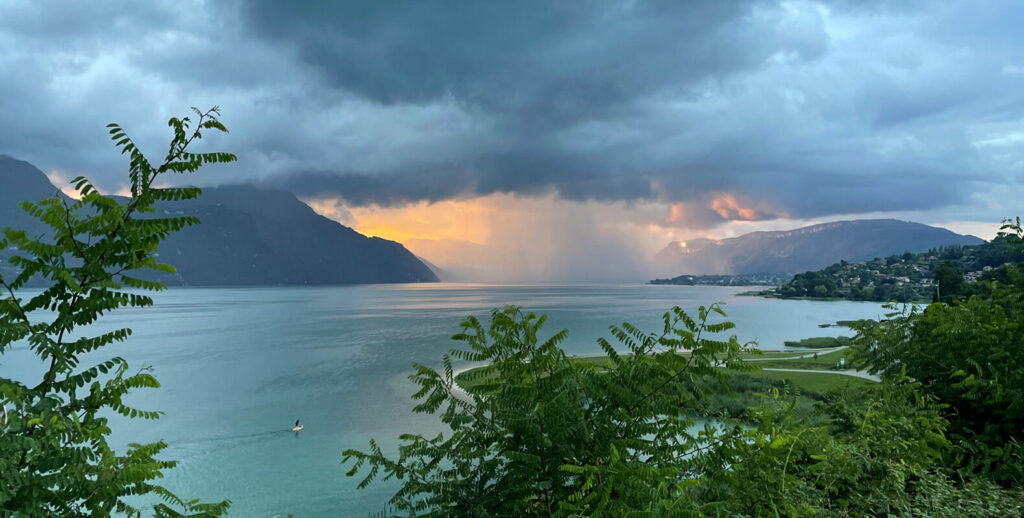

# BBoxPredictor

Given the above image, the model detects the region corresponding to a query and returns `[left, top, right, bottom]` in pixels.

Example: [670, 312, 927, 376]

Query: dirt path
[744, 346, 847, 361]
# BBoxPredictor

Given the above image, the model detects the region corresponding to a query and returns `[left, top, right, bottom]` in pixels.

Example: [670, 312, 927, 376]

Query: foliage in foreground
[699, 380, 1024, 517]
[0, 108, 235, 517]
[344, 304, 756, 516]
[854, 218, 1024, 484]
[349, 245, 1024, 516]
[702, 218, 1024, 516]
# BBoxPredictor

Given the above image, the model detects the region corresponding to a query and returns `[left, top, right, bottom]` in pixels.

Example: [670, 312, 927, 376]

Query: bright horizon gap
[300, 192, 1003, 281]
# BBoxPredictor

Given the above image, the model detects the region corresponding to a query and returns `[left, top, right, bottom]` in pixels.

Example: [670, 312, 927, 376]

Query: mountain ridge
[654, 219, 984, 276]
[0, 156, 437, 285]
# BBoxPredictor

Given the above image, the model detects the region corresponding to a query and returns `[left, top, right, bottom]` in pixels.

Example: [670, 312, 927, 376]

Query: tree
[344, 305, 756, 516]
[934, 262, 966, 303]
[346, 301, 1024, 516]
[855, 304, 1024, 483]
[854, 219, 1024, 484]
[0, 108, 236, 516]
[698, 380, 1024, 517]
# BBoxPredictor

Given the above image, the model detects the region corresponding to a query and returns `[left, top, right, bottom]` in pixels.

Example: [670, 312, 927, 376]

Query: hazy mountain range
[0, 155, 437, 285]
[653, 219, 984, 276]
[3, 154, 989, 285]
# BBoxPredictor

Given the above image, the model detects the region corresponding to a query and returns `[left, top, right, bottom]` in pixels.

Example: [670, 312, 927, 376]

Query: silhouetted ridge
[0, 156, 437, 285]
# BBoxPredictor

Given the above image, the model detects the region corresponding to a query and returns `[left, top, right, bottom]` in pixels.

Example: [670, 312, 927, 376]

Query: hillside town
[770, 240, 1019, 302]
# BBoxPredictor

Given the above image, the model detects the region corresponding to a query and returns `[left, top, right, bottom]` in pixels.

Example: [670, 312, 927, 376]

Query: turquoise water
[3, 284, 885, 516]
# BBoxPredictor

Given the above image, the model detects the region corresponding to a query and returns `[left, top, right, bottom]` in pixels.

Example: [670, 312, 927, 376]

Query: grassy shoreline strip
[455, 349, 873, 394]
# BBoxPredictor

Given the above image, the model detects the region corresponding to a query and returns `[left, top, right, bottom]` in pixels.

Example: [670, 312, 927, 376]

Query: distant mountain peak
[654, 219, 984, 277]
[0, 155, 63, 202]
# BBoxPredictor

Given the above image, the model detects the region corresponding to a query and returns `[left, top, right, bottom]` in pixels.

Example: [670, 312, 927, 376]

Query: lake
[3, 283, 886, 517]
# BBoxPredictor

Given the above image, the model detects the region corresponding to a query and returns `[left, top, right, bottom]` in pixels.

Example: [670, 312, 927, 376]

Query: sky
[0, 0, 1021, 280]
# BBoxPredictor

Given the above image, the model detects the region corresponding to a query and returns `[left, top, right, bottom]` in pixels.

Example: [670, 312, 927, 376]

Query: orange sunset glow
[301, 192, 806, 281]
[352, 200, 492, 245]
[304, 193, 688, 280]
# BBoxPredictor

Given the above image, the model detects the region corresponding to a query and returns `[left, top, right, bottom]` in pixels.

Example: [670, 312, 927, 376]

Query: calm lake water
[3, 283, 886, 517]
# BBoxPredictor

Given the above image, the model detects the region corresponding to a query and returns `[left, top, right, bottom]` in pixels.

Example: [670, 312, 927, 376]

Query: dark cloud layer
[1, 0, 1022, 225]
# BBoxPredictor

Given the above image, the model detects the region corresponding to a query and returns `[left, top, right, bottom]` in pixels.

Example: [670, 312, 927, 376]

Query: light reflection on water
[1, 283, 885, 517]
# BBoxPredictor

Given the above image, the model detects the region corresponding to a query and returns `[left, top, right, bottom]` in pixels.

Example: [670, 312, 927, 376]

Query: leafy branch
[0, 107, 235, 517]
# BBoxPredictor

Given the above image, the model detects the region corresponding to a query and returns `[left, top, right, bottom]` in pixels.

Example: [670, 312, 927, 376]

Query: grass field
[747, 369, 871, 393]
[521, 349, 828, 371]
[455, 346, 873, 395]
[753, 349, 852, 370]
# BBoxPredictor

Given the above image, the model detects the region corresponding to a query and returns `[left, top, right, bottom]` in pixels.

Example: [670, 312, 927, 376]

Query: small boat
[292, 419, 303, 432]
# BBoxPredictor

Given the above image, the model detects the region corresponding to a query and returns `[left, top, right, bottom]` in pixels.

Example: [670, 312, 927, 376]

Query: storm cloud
[1, 0, 1022, 226]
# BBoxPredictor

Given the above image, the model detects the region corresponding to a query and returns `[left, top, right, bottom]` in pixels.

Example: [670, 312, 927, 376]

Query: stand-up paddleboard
[292, 419, 303, 432]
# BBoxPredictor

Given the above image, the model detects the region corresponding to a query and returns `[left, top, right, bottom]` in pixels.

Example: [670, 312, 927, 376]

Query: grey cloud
[270, 150, 657, 206]
[0, 0, 1022, 225]
[240, 0, 823, 121]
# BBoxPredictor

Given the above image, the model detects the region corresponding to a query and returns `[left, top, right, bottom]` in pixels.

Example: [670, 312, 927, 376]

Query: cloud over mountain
[0, 1, 1021, 231]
